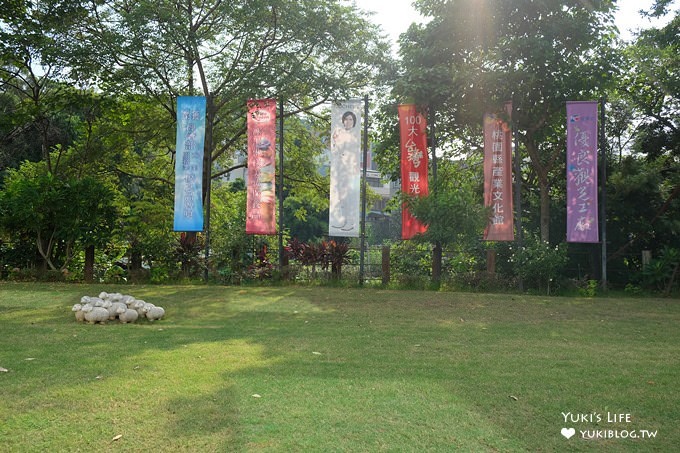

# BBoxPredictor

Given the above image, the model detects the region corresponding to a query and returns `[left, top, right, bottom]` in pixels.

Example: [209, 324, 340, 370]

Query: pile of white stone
[72, 291, 165, 324]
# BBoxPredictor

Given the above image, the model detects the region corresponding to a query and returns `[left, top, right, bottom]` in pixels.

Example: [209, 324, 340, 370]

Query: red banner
[246, 99, 277, 235]
[483, 102, 514, 241]
[398, 104, 428, 240]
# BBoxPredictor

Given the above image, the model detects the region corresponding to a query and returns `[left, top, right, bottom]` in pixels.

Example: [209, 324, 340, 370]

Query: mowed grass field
[0, 282, 678, 452]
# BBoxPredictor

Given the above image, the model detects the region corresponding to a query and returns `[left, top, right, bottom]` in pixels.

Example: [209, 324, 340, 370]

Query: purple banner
[566, 101, 599, 243]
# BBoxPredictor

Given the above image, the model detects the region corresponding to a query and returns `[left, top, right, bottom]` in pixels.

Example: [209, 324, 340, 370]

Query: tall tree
[0, 1, 89, 174]
[0, 165, 117, 272]
[620, 9, 679, 161]
[404, 157, 489, 284]
[65, 0, 391, 200]
[606, 3, 679, 272]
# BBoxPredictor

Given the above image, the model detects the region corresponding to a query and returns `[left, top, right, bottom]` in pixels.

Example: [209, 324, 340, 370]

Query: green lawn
[1, 283, 678, 452]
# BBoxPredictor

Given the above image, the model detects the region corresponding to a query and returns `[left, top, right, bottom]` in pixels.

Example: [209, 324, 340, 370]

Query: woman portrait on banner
[329, 106, 361, 236]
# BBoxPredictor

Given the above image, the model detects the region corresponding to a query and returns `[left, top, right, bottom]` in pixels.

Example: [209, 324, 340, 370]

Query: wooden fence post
[642, 250, 652, 270]
[382, 245, 390, 286]
[487, 249, 497, 275]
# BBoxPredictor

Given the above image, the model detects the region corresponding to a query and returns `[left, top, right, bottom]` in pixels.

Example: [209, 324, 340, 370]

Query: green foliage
[446, 250, 479, 275]
[604, 8, 680, 291]
[620, 13, 679, 160]
[103, 264, 127, 283]
[640, 247, 680, 292]
[404, 160, 488, 249]
[0, 162, 117, 270]
[578, 279, 599, 298]
[394, 0, 620, 241]
[149, 266, 170, 284]
[398, 159, 488, 284]
[283, 196, 328, 243]
[1, 0, 677, 290]
[0, 1, 90, 174]
[281, 114, 331, 207]
[444, 270, 516, 294]
[389, 241, 431, 288]
[281, 111, 385, 244]
[624, 283, 643, 295]
[606, 154, 680, 288]
[509, 232, 568, 295]
[208, 183, 251, 282]
[62, 0, 393, 213]
[1, 0, 392, 284]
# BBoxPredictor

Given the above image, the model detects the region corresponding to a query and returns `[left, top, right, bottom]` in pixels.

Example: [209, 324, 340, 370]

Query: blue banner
[173, 96, 206, 231]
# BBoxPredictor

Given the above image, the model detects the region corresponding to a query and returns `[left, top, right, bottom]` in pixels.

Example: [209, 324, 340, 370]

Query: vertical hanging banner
[483, 102, 514, 241]
[329, 100, 362, 237]
[246, 99, 277, 235]
[567, 101, 599, 243]
[398, 104, 429, 240]
[174, 96, 206, 232]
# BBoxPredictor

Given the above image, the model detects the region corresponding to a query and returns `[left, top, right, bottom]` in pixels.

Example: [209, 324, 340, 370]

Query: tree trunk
[432, 241, 442, 287]
[84, 244, 95, 282]
[525, 138, 552, 242]
[539, 185, 551, 242]
[130, 248, 142, 271]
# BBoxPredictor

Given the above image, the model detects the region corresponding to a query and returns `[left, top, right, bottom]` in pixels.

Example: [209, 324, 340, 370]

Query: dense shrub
[509, 232, 568, 295]
[387, 242, 431, 288]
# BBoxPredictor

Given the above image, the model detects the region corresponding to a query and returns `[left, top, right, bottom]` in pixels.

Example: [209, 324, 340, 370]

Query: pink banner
[567, 101, 599, 243]
[483, 103, 514, 241]
[246, 99, 277, 235]
[398, 104, 428, 240]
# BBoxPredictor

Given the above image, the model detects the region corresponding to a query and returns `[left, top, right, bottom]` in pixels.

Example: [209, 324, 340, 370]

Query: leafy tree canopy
[389, 0, 620, 241]
[60, 0, 392, 180]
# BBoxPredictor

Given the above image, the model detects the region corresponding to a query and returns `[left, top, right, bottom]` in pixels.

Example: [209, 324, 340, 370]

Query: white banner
[329, 100, 362, 237]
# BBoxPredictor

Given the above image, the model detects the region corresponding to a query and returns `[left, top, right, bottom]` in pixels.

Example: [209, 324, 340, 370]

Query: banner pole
[600, 97, 608, 291]
[431, 108, 442, 286]
[203, 94, 213, 282]
[279, 99, 285, 273]
[431, 108, 437, 187]
[512, 99, 523, 291]
[359, 95, 369, 286]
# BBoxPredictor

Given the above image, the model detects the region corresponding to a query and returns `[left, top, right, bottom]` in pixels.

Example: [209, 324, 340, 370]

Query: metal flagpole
[599, 97, 608, 291]
[513, 99, 523, 291]
[431, 108, 437, 186]
[279, 99, 285, 272]
[431, 107, 442, 286]
[203, 93, 213, 282]
[359, 95, 369, 286]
